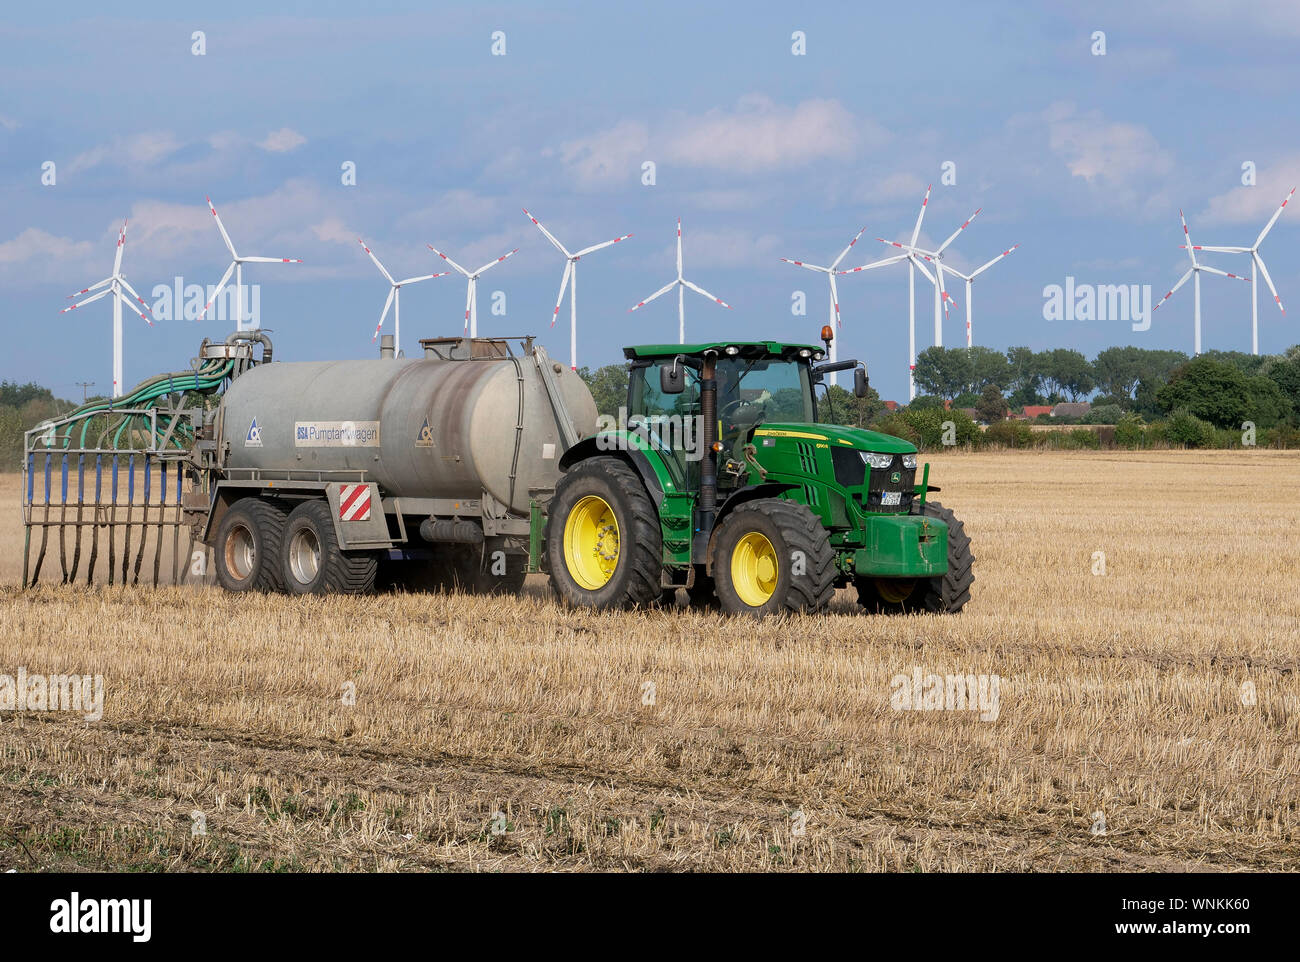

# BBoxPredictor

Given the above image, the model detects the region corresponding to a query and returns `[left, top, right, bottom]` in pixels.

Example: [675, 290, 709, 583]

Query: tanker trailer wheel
[711, 499, 835, 617]
[279, 500, 378, 596]
[546, 456, 662, 610]
[855, 500, 974, 615]
[213, 497, 287, 593]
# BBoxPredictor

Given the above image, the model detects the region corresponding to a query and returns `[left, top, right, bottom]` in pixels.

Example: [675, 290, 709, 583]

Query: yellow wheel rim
[875, 578, 917, 604]
[731, 531, 779, 607]
[563, 495, 620, 590]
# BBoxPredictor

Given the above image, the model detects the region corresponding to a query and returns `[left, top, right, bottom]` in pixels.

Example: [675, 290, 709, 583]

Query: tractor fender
[557, 434, 674, 507]
[704, 482, 800, 574]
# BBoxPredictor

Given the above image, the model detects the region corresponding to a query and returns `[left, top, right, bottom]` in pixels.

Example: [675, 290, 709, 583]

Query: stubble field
[0, 449, 1297, 872]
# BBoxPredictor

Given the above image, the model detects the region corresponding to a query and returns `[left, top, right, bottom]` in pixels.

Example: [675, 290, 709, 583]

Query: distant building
[883, 400, 899, 412]
[1051, 402, 1091, 419]
[1019, 405, 1053, 420]
[957, 407, 980, 421]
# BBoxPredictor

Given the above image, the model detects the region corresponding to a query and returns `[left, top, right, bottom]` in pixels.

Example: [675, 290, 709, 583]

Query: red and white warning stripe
[339, 483, 372, 521]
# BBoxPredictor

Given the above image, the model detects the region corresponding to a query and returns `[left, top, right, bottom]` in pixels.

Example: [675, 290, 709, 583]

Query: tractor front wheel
[712, 499, 836, 617]
[546, 457, 662, 610]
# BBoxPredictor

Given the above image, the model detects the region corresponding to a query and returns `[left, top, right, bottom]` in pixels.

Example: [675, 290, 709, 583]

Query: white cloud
[668, 226, 781, 270]
[1199, 155, 1300, 228]
[0, 228, 94, 266]
[258, 127, 307, 153]
[68, 131, 184, 173]
[558, 95, 888, 188]
[0, 115, 17, 131]
[1045, 102, 1173, 189]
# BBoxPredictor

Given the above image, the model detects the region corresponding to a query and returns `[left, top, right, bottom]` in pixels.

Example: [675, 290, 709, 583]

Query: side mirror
[854, 366, 869, 398]
[660, 359, 685, 395]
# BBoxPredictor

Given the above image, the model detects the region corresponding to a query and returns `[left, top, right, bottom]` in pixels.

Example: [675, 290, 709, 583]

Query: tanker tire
[213, 498, 287, 593]
[547, 457, 662, 610]
[855, 500, 974, 614]
[712, 499, 835, 617]
[280, 499, 377, 596]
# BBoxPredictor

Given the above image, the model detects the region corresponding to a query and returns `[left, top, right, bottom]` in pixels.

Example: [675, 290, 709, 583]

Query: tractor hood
[752, 423, 917, 454]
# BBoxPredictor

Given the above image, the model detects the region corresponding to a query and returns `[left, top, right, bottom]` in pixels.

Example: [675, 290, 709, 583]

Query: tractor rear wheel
[856, 500, 974, 614]
[712, 499, 836, 617]
[546, 457, 662, 610]
[213, 497, 287, 593]
[280, 500, 378, 596]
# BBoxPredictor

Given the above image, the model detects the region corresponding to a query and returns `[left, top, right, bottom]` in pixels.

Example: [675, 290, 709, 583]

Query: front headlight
[861, 452, 894, 470]
[902, 454, 917, 469]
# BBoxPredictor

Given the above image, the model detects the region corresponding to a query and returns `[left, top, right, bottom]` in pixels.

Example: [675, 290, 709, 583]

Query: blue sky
[3, 0, 1300, 402]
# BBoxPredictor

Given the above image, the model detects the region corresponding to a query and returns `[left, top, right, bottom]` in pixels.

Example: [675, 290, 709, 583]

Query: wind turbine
[523, 207, 632, 370]
[779, 226, 871, 384]
[628, 218, 732, 343]
[426, 242, 519, 338]
[1181, 187, 1294, 355]
[1151, 209, 1251, 355]
[197, 196, 302, 330]
[357, 238, 450, 356]
[934, 245, 1020, 348]
[875, 192, 983, 348]
[59, 219, 153, 398]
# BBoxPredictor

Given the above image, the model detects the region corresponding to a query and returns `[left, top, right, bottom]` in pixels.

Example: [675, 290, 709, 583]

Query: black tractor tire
[213, 497, 287, 593]
[711, 499, 836, 617]
[856, 500, 974, 614]
[279, 499, 377, 596]
[546, 457, 662, 610]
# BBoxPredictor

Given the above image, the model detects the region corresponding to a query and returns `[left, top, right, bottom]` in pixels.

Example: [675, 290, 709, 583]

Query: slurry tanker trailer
[25, 328, 973, 616]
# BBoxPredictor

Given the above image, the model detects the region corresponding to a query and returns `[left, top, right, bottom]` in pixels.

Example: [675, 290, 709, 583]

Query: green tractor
[536, 334, 974, 616]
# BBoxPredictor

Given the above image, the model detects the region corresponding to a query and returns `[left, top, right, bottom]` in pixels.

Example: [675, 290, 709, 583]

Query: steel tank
[218, 347, 597, 515]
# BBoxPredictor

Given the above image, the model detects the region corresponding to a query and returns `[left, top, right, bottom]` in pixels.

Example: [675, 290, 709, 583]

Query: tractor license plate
[880, 491, 902, 506]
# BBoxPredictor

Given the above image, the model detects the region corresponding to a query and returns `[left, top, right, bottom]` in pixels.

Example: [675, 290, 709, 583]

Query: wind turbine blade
[936, 264, 955, 316]
[463, 282, 474, 333]
[935, 208, 982, 255]
[837, 253, 908, 274]
[780, 258, 830, 274]
[909, 254, 935, 285]
[1151, 268, 1194, 312]
[1254, 187, 1295, 249]
[550, 260, 573, 328]
[971, 244, 1020, 278]
[112, 220, 127, 276]
[206, 196, 238, 258]
[372, 287, 396, 341]
[67, 277, 113, 298]
[910, 184, 932, 247]
[831, 226, 869, 269]
[59, 288, 112, 313]
[197, 262, 237, 321]
[1254, 253, 1285, 312]
[116, 277, 153, 316]
[877, 237, 912, 252]
[241, 255, 302, 263]
[472, 248, 519, 276]
[682, 279, 732, 309]
[116, 289, 153, 326]
[1199, 266, 1251, 282]
[358, 238, 396, 284]
[675, 218, 683, 278]
[1186, 245, 1248, 253]
[629, 280, 676, 312]
[395, 271, 451, 285]
[427, 245, 469, 277]
[1179, 210, 1197, 266]
[575, 233, 633, 258]
[521, 208, 571, 257]
[828, 272, 843, 328]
